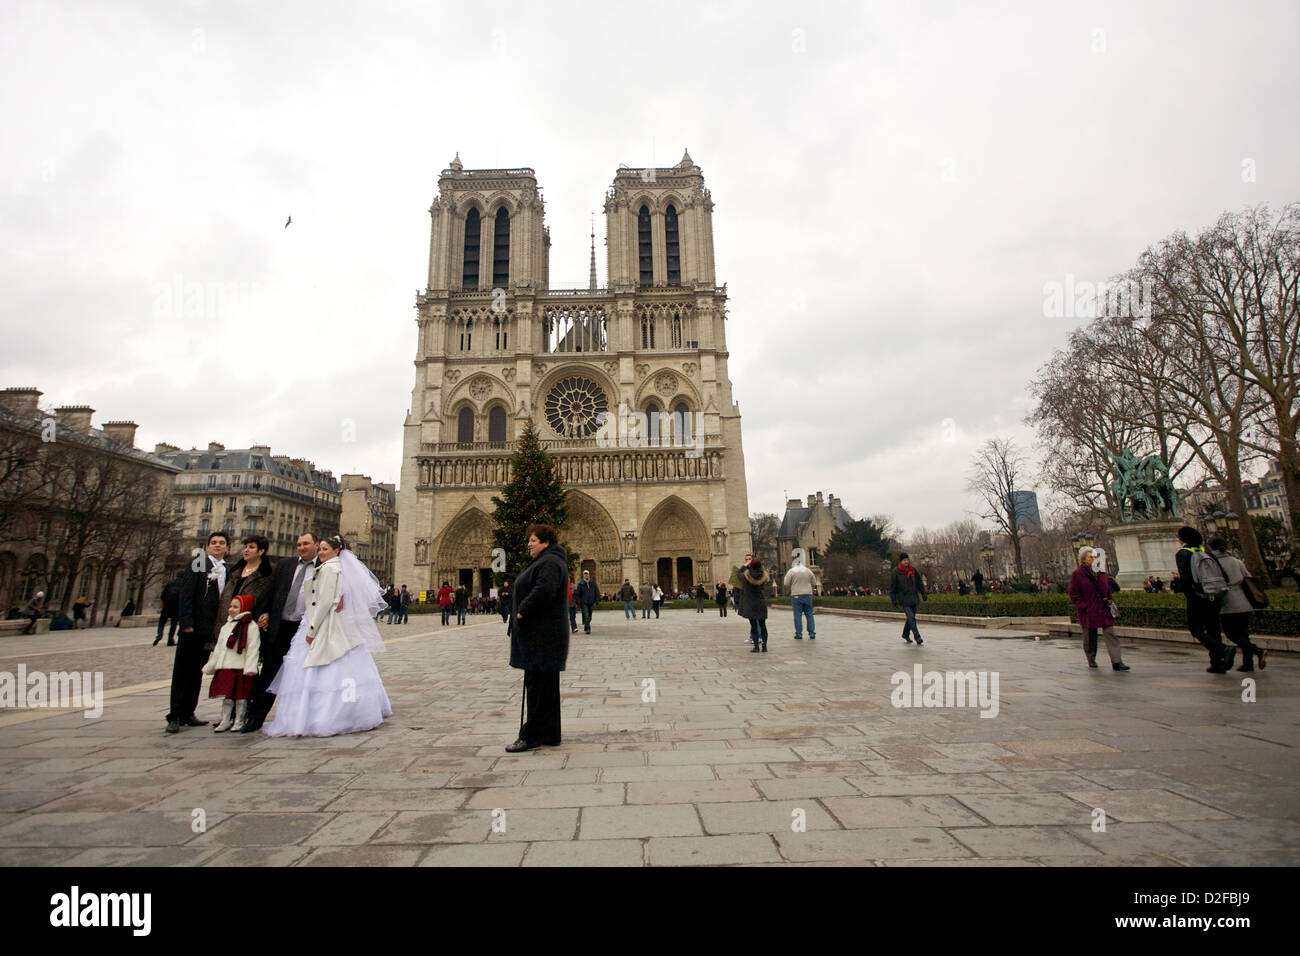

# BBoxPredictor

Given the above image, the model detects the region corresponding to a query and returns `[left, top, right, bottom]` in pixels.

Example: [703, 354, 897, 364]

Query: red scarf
[898, 562, 916, 577]
[226, 594, 255, 653]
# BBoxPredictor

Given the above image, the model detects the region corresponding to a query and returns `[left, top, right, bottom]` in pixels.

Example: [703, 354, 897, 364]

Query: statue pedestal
[1106, 521, 1184, 591]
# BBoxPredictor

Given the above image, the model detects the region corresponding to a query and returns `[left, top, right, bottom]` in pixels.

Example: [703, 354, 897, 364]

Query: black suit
[168, 556, 227, 722]
[249, 556, 315, 724]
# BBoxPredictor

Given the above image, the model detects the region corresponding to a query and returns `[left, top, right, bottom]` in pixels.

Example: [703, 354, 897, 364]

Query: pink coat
[1068, 566, 1115, 628]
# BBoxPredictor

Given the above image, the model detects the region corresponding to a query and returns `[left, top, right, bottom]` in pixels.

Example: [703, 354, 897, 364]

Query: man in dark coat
[167, 531, 230, 733]
[153, 574, 182, 646]
[1172, 525, 1234, 673]
[890, 553, 927, 645]
[243, 531, 318, 733]
[575, 569, 599, 634]
[506, 524, 570, 752]
[971, 569, 985, 595]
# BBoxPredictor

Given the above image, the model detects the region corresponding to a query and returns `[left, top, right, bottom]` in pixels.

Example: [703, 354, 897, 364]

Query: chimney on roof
[816, 491, 824, 504]
[208, 442, 225, 452]
[155, 442, 180, 455]
[0, 387, 42, 419]
[102, 421, 138, 448]
[787, 498, 801, 511]
[806, 494, 816, 509]
[250, 445, 271, 456]
[54, 405, 94, 435]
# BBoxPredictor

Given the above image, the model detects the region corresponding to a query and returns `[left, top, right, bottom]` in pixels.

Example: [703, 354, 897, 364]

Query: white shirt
[282, 558, 317, 622]
[209, 554, 227, 593]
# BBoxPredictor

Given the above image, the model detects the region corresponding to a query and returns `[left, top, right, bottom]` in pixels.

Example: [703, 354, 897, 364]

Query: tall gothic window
[665, 204, 680, 286]
[488, 406, 506, 443]
[460, 317, 473, 351]
[462, 208, 481, 289]
[494, 316, 507, 350]
[457, 407, 474, 444]
[638, 205, 652, 286]
[670, 311, 683, 347]
[645, 401, 661, 445]
[640, 316, 656, 349]
[492, 208, 510, 289]
[673, 401, 691, 443]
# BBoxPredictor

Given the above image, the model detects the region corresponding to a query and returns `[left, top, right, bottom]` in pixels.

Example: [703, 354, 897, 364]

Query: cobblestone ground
[1, 608, 1297, 866]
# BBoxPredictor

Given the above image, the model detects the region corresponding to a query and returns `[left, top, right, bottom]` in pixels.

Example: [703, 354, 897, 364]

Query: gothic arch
[446, 372, 511, 412]
[456, 195, 487, 217]
[484, 195, 518, 218]
[435, 506, 496, 576]
[641, 495, 710, 558]
[633, 368, 702, 408]
[562, 490, 621, 591]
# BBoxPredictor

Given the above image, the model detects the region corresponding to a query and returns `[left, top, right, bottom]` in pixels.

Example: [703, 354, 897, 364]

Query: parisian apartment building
[155, 443, 342, 560]
[340, 474, 398, 586]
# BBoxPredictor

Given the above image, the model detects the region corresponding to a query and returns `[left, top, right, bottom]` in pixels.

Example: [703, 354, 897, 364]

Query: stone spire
[589, 214, 598, 290]
[449, 152, 463, 171]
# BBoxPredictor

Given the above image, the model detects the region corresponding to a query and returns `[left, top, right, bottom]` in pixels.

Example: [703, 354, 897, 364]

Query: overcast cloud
[3, 0, 1297, 536]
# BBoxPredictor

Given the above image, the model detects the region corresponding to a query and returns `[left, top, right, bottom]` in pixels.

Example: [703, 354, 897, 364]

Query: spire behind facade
[589, 213, 598, 290]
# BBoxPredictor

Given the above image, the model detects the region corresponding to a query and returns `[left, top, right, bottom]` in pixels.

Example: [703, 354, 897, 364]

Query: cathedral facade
[394, 152, 751, 597]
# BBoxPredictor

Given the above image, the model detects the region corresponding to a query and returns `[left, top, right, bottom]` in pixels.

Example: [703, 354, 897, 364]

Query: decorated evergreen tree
[491, 419, 575, 579]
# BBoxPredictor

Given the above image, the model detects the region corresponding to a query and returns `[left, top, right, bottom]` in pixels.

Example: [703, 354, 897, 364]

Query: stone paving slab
[0, 611, 1297, 865]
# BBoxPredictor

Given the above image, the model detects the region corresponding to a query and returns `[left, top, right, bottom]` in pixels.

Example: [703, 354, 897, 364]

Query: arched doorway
[641, 496, 710, 596]
[562, 490, 620, 595]
[436, 507, 497, 597]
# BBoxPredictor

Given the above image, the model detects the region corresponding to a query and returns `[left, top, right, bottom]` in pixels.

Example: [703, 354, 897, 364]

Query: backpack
[1188, 549, 1228, 598]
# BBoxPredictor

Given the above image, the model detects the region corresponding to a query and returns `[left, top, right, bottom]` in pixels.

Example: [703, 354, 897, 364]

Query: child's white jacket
[203, 613, 261, 676]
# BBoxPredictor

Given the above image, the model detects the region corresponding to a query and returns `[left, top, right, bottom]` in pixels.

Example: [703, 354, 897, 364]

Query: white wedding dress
[263, 551, 392, 737]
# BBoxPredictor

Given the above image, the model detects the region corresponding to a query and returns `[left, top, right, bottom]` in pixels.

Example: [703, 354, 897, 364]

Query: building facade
[156, 443, 341, 560]
[395, 152, 752, 597]
[0, 387, 180, 623]
[776, 492, 852, 587]
[340, 474, 398, 586]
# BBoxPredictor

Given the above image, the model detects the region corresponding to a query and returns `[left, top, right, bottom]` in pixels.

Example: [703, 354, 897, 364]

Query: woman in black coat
[506, 524, 570, 752]
[739, 554, 770, 652]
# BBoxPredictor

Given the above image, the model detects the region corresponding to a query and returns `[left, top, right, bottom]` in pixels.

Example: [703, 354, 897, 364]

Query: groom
[243, 531, 319, 734]
[167, 532, 229, 733]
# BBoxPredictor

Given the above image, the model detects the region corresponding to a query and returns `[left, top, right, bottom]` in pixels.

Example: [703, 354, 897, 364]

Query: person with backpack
[1206, 536, 1268, 673]
[1171, 526, 1234, 674]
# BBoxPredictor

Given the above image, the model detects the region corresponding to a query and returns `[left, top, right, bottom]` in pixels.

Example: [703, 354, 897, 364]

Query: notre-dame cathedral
[394, 151, 752, 597]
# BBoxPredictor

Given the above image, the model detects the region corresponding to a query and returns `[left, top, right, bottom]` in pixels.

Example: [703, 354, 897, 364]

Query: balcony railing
[415, 445, 725, 490]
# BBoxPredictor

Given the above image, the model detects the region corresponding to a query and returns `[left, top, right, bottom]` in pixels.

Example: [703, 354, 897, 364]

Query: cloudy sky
[3, 0, 1297, 536]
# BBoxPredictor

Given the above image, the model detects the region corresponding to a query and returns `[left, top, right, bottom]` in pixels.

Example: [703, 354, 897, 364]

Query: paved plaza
[1, 608, 1297, 867]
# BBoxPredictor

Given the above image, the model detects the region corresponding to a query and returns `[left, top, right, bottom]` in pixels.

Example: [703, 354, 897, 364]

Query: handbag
[1242, 576, 1270, 609]
[1105, 599, 1120, 620]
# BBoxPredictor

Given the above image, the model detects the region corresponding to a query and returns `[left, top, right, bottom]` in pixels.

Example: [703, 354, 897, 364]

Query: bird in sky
[284, 216, 292, 229]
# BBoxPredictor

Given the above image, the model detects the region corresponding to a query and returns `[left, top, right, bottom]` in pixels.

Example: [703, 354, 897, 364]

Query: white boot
[231, 699, 250, 733]
[213, 698, 235, 733]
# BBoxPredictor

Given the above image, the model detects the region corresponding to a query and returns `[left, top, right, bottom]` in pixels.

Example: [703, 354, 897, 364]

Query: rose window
[545, 376, 608, 439]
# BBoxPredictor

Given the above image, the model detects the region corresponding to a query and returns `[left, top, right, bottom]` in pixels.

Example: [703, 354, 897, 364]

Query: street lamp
[981, 543, 995, 576]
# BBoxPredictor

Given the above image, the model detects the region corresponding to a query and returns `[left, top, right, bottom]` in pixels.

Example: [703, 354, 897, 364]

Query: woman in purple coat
[1067, 547, 1131, 672]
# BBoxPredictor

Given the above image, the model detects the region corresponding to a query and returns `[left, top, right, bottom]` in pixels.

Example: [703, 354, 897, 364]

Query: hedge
[766, 592, 1300, 637]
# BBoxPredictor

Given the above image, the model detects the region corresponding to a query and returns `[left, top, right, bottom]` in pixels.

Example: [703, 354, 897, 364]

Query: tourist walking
[455, 583, 468, 624]
[890, 553, 926, 645]
[1172, 526, 1234, 673]
[264, 535, 392, 737]
[437, 580, 454, 625]
[396, 585, 410, 624]
[1067, 546, 1129, 671]
[506, 525, 569, 752]
[20, 591, 44, 634]
[784, 561, 817, 640]
[738, 554, 769, 652]
[244, 531, 318, 734]
[1207, 536, 1268, 673]
[618, 579, 636, 619]
[498, 582, 512, 624]
[695, 583, 707, 612]
[153, 575, 181, 645]
[651, 584, 664, 618]
[567, 574, 579, 633]
[715, 582, 728, 617]
[72, 594, 92, 630]
[575, 569, 599, 634]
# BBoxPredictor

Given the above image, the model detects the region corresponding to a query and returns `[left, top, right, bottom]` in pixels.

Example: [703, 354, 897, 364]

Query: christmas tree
[490, 419, 575, 580]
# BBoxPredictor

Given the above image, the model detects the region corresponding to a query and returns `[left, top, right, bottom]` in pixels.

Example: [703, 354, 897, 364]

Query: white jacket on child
[203, 612, 261, 676]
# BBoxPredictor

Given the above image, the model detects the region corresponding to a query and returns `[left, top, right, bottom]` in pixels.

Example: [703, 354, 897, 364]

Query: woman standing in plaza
[738, 554, 770, 652]
[506, 524, 570, 752]
[264, 534, 391, 737]
[1067, 546, 1130, 672]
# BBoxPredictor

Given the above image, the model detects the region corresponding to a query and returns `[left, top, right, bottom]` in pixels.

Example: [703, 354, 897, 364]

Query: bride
[263, 534, 392, 737]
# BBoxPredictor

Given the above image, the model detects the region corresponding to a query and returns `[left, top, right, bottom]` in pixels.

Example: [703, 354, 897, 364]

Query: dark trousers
[718, 603, 727, 617]
[249, 619, 296, 723]
[902, 604, 921, 641]
[580, 604, 594, 630]
[568, 604, 577, 630]
[156, 609, 179, 642]
[1220, 612, 1261, 668]
[653, 600, 661, 618]
[521, 670, 561, 744]
[749, 617, 768, 643]
[441, 605, 451, 625]
[166, 629, 209, 721]
[1186, 597, 1228, 667]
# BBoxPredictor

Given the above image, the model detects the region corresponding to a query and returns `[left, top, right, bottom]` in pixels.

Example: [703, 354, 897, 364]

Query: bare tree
[967, 438, 1031, 578]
